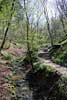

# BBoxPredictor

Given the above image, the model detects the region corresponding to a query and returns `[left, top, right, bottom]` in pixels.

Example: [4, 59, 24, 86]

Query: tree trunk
[26, 14, 34, 70]
[46, 17, 53, 47]
[44, 9, 53, 47]
[24, 0, 34, 70]
[0, 22, 10, 51]
[42, 0, 54, 47]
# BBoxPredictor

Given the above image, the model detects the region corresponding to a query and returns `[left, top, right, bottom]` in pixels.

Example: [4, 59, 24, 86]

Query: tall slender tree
[0, 0, 15, 51]
[56, 0, 67, 36]
[40, 0, 54, 47]
[23, 0, 34, 70]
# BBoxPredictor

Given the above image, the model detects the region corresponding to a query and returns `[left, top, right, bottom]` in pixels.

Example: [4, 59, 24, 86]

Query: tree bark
[0, 22, 10, 50]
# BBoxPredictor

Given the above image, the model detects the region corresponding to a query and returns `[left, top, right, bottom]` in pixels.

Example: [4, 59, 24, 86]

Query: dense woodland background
[0, 0, 67, 50]
[0, 0, 67, 100]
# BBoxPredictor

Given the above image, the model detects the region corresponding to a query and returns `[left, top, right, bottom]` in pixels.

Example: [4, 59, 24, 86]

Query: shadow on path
[25, 68, 64, 100]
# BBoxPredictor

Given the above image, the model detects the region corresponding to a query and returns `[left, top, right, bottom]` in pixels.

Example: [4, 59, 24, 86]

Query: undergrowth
[51, 45, 67, 66]
[9, 54, 67, 100]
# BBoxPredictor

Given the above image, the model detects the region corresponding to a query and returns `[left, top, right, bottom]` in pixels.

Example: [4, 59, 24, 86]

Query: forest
[0, 0, 67, 100]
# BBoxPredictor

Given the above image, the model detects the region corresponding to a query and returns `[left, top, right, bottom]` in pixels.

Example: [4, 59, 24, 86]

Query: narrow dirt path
[38, 47, 67, 76]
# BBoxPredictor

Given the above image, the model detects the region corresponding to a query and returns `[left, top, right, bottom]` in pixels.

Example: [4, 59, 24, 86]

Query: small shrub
[34, 62, 54, 73]
[2, 52, 12, 60]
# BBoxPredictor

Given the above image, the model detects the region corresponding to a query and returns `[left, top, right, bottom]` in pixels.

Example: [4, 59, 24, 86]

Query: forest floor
[0, 43, 33, 100]
[0, 44, 67, 99]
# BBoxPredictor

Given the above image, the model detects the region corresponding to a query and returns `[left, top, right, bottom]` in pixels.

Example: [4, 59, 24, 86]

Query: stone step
[43, 49, 48, 52]
[38, 53, 50, 60]
[44, 52, 49, 55]
[38, 51, 49, 54]
[38, 48, 50, 60]
[38, 53, 49, 57]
